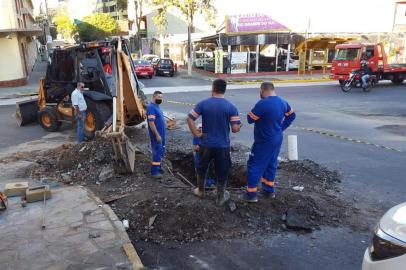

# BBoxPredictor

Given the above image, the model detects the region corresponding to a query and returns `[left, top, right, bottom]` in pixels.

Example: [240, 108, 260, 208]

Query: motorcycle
[341, 70, 377, 92]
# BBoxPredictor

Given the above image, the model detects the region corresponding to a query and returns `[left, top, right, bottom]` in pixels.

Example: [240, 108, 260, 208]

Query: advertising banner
[226, 14, 289, 34]
[231, 52, 248, 74]
[215, 49, 224, 74]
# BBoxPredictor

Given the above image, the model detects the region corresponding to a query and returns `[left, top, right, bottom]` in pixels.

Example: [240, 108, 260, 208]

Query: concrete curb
[86, 188, 145, 270]
[227, 79, 333, 85]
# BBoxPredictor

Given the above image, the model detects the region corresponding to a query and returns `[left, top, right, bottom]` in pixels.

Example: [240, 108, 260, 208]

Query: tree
[151, 0, 216, 75]
[133, 0, 146, 57]
[54, 14, 75, 40]
[77, 13, 119, 42]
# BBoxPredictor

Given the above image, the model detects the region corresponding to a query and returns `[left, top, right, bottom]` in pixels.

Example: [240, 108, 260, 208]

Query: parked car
[155, 58, 176, 77]
[133, 60, 154, 79]
[362, 202, 406, 270]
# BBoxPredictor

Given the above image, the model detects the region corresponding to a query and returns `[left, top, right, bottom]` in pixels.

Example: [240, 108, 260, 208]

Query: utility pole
[43, 0, 51, 58]
[187, 23, 192, 76]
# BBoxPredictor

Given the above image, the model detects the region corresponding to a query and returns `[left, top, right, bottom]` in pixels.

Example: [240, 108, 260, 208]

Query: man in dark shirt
[245, 82, 296, 202]
[187, 79, 242, 206]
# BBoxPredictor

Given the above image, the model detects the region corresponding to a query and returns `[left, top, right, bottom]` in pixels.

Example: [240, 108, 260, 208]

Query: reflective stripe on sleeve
[230, 116, 241, 122]
[285, 108, 295, 116]
[248, 111, 260, 121]
[151, 162, 161, 166]
[189, 109, 200, 118]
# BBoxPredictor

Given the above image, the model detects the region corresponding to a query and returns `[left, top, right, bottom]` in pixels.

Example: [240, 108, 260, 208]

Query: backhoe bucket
[125, 138, 137, 173]
[16, 98, 38, 126]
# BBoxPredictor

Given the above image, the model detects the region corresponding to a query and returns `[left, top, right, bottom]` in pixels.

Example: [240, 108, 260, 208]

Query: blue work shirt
[247, 96, 296, 143]
[146, 103, 166, 144]
[188, 97, 241, 148]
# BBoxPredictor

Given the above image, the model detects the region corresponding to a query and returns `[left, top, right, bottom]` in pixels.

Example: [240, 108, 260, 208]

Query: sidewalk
[181, 67, 332, 84]
[0, 135, 143, 270]
[0, 59, 47, 99]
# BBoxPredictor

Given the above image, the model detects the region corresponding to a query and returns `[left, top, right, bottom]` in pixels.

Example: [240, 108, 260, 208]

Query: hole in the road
[168, 150, 246, 188]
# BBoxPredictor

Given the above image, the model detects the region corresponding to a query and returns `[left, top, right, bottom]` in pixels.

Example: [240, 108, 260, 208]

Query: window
[364, 47, 375, 60]
[335, 48, 360, 61]
[109, 5, 116, 12]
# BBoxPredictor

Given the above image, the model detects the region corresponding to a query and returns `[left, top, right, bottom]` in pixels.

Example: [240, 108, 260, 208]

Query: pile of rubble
[27, 128, 362, 244]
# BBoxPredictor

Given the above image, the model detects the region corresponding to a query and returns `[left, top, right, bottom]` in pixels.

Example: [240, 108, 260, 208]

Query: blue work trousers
[76, 111, 86, 144]
[151, 140, 165, 175]
[246, 135, 283, 197]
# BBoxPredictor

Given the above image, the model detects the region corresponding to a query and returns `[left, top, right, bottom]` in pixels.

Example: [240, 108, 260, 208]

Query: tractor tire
[391, 77, 404, 85]
[38, 106, 61, 132]
[84, 99, 112, 140]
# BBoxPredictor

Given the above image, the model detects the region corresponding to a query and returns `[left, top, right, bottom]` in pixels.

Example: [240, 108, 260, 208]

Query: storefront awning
[295, 37, 355, 52]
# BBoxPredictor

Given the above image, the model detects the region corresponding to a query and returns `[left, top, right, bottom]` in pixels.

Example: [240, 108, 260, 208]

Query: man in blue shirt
[245, 82, 296, 202]
[146, 91, 166, 178]
[187, 79, 242, 206]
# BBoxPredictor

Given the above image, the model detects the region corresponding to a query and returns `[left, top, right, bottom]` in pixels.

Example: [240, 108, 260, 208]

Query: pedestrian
[187, 79, 242, 206]
[192, 124, 215, 188]
[71, 82, 87, 144]
[245, 82, 296, 202]
[147, 91, 166, 179]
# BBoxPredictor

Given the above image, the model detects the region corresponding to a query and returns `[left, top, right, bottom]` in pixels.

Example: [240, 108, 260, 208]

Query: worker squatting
[146, 79, 296, 205]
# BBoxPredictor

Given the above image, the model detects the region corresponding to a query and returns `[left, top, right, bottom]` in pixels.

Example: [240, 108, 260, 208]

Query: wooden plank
[122, 243, 144, 270]
[102, 193, 130, 204]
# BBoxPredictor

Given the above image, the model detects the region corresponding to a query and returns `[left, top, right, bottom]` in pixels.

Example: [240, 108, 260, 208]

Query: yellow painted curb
[228, 79, 333, 85]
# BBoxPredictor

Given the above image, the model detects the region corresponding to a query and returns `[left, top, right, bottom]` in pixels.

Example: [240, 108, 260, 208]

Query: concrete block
[26, 185, 51, 203]
[4, 182, 28, 197]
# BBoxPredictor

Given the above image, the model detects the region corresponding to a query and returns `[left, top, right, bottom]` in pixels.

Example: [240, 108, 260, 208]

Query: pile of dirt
[27, 128, 366, 244]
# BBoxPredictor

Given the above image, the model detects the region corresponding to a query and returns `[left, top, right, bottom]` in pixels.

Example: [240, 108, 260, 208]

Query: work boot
[193, 175, 205, 198]
[216, 184, 230, 206]
[243, 193, 258, 203]
[260, 190, 275, 199]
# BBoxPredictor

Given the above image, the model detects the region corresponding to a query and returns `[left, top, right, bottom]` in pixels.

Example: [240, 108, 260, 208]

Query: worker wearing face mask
[146, 91, 166, 178]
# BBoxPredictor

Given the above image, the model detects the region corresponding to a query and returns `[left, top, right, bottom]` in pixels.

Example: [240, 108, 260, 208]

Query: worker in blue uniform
[187, 79, 242, 206]
[146, 91, 166, 179]
[245, 82, 296, 202]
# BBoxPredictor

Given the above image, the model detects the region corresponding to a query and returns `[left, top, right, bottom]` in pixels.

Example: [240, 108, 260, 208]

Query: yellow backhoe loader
[16, 38, 146, 172]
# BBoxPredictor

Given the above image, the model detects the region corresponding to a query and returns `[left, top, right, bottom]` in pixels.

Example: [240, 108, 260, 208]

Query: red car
[133, 60, 154, 79]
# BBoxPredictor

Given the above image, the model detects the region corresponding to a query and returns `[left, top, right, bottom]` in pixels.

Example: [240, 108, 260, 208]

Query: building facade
[0, 0, 42, 87]
[96, 0, 128, 33]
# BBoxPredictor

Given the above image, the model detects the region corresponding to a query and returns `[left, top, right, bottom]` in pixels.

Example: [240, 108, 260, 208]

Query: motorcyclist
[360, 60, 372, 88]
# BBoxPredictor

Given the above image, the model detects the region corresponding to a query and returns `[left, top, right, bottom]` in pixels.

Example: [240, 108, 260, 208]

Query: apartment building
[0, 0, 42, 87]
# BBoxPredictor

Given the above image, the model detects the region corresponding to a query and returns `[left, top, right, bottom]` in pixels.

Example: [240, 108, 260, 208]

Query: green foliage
[54, 14, 75, 39]
[150, 0, 216, 32]
[77, 13, 119, 41]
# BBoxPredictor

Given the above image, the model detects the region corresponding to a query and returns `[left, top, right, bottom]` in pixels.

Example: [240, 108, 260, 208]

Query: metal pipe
[113, 97, 117, 132]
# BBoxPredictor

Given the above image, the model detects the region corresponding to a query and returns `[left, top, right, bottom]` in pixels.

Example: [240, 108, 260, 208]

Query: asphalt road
[1, 79, 405, 270]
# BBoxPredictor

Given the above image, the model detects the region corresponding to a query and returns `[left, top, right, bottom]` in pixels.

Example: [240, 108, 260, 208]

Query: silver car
[362, 202, 406, 270]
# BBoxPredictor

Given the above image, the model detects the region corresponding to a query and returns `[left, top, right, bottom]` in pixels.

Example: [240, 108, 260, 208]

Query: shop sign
[226, 14, 289, 34]
[231, 52, 248, 74]
[215, 49, 224, 74]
